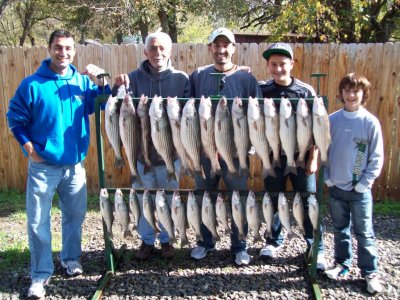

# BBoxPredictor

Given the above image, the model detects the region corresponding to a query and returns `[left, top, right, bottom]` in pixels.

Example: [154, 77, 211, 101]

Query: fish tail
[272, 157, 281, 168]
[195, 233, 203, 242]
[239, 233, 247, 241]
[180, 237, 190, 248]
[287, 232, 297, 240]
[213, 233, 221, 242]
[262, 167, 276, 179]
[224, 228, 232, 235]
[296, 158, 306, 169]
[114, 156, 125, 168]
[167, 171, 178, 183]
[143, 162, 154, 175]
[131, 174, 142, 186]
[239, 166, 249, 177]
[284, 165, 297, 176]
[253, 234, 263, 244]
[106, 231, 113, 240]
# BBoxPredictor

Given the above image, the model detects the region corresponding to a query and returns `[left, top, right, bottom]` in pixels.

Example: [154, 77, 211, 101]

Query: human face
[48, 36, 75, 75]
[144, 38, 171, 71]
[342, 86, 364, 112]
[209, 36, 235, 71]
[266, 54, 294, 86]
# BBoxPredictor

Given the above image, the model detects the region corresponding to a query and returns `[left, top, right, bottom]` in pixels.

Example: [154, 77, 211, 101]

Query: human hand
[23, 142, 44, 163]
[325, 179, 334, 187]
[237, 65, 252, 73]
[82, 64, 107, 86]
[354, 182, 368, 193]
[114, 74, 130, 89]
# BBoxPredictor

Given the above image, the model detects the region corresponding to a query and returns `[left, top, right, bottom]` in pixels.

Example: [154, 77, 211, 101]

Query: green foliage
[374, 200, 400, 217]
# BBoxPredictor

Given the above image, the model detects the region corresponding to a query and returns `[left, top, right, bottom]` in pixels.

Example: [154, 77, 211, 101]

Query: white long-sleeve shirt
[325, 107, 384, 191]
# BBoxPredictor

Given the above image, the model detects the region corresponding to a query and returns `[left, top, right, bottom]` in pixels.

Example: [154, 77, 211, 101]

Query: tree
[240, 0, 400, 43]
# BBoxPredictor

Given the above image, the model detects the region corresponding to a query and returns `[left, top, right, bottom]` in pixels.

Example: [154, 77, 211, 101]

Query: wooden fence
[0, 43, 399, 200]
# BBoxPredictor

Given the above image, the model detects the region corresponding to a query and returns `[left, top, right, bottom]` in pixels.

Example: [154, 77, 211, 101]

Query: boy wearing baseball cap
[259, 43, 327, 270]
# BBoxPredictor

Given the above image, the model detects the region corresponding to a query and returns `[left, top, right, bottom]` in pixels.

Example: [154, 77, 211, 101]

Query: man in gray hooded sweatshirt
[113, 31, 191, 260]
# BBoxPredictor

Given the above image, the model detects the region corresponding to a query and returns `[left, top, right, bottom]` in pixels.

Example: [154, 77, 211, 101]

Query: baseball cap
[209, 27, 236, 44]
[263, 43, 293, 60]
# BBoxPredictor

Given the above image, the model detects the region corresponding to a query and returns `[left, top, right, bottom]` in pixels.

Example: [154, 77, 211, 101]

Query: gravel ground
[1, 205, 399, 300]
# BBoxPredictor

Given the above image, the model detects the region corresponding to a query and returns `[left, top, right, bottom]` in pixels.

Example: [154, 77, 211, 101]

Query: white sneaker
[27, 279, 49, 299]
[61, 260, 83, 276]
[259, 244, 281, 258]
[325, 264, 349, 280]
[366, 273, 383, 294]
[190, 246, 215, 260]
[235, 251, 251, 266]
[316, 253, 328, 271]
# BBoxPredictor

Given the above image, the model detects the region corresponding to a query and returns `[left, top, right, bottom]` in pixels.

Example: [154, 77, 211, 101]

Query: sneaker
[161, 242, 175, 259]
[259, 244, 281, 258]
[135, 242, 155, 260]
[316, 253, 328, 271]
[325, 263, 349, 280]
[27, 278, 49, 299]
[190, 246, 215, 260]
[366, 273, 383, 294]
[61, 260, 83, 276]
[235, 250, 251, 266]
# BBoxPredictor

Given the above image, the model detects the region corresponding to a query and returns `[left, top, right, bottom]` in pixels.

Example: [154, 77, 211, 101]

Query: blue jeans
[26, 160, 87, 282]
[132, 159, 180, 245]
[328, 186, 378, 277]
[263, 154, 324, 254]
[194, 155, 248, 254]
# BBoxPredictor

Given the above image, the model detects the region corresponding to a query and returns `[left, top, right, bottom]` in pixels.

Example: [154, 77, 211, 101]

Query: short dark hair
[48, 30, 74, 47]
[338, 72, 371, 105]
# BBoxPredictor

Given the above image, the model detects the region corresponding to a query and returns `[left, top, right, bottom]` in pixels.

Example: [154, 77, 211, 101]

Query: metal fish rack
[92, 92, 328, 300]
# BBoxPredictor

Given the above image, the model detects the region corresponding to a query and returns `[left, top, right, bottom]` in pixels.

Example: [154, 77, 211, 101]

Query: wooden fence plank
[0, 46, 9, 189]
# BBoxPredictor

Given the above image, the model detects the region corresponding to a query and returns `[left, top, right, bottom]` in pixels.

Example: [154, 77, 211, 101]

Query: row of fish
[99, 188, 319, 247]
[104, 94, 331, 184]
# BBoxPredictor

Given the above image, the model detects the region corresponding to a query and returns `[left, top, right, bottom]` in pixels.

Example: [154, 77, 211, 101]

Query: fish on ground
[99, 188, 114, 239]
[214, 97, 238, 177]
[247, 96, 275, 178]
[149, 96, 178, 182]
[215, 192, 231, 235]
[278, 192, 295, 239]
[186, 191, 203, 242]
[114, 188, 133, 238]
[171, 190, 189, 248]
[180, 98, 204, 178]
[292, 192, 305, 235]
[231, 190, 246, 240]
[137, 95, 153, 174]
[231, 97, 250, 176]
[201, 191, 220, 242]
[119, 93, 141, 184]
[263, 98, 281, 168]
[246, 190, 262, 243]
[129, 188, 140, 229]
[167, 96, 194, 177]
[279, 97, 297, 176]
[312, 96, 331, 166]
[262, 191, 274, 239]
[199, 96, 221, 178]
[155, 189, 176, 245]
[105, 94, 125, 168]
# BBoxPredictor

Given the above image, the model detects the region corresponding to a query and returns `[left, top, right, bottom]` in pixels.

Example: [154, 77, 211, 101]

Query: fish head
[121, 94, 136, 116]
[263, 98, 277, 118]
[105, 95, 118, 115]
[232, 190, 241, 204]
[199, 96, 213, 120]
[149, 96, 164, 120]
[262, 192, 271, 205]
[137, 94, 149, 117]
[114, 188, 124, 203]
[182, 98, 196, 118]
[156, 190, 167, 206]
[278, 192, 287, 206]
[247, 96, 261, 121]
[247, 191, 256, 205]
[279, 97, 293, 119]
[216, 192, 224, 205]
[231, 97, 245, 119]
[100, 188, 109, 199]
[296, 98, 310, 118]
[312, 96, 327, 116]
[172, 191, 182, 207]
[166, 96, 181, 120]
[307, 194, 317, 206]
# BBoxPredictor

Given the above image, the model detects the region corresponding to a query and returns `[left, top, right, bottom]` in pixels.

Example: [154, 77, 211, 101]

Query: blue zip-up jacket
[6, 58, 110, 164]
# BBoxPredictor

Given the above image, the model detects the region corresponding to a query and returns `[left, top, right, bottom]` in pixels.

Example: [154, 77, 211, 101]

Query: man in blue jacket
[6, 29, 110, 299]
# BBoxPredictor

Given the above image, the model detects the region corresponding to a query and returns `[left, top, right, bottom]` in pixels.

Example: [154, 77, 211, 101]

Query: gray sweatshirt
[325, 107, 384, 191]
